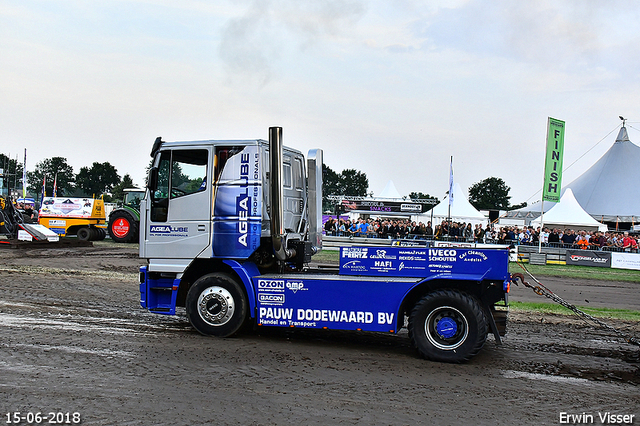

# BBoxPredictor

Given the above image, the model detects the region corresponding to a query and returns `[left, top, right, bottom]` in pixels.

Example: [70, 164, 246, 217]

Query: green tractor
[108, 188, 145, 243]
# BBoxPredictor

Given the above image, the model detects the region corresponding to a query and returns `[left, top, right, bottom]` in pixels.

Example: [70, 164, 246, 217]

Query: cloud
[218, 0, 366, 86]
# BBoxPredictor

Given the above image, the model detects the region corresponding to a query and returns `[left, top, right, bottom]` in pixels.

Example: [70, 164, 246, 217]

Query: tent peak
[378, 180, 403, 199]
[616, 126, 630, 143]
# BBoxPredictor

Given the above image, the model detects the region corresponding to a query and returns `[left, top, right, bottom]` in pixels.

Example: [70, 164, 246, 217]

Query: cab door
[143, 147, 211, 260]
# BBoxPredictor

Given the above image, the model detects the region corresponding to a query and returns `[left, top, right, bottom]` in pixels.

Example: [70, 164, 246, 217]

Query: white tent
[430, 183, 486, 225]
[531, 188, 607, 232]
[564, 126, 640, 222]
[378, 180, 402, 199]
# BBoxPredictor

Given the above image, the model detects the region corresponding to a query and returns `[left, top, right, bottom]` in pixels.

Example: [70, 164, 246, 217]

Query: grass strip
[510, 262, 640, 283]
[509, 301, 640, 321]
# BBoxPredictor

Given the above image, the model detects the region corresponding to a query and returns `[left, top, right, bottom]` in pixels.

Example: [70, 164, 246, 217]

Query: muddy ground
[0, 244, 638, 425]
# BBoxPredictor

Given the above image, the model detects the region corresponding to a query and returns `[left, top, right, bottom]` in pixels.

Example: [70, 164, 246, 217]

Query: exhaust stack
[269, 127, 294, 261]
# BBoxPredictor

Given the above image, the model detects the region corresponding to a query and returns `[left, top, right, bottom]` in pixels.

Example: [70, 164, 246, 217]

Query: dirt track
[1, 245, 638, 425]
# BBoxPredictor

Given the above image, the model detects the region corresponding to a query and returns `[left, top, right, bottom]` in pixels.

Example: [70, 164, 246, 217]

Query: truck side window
[294, 157, 304, 190]
[283, 155, 292, 189]
[150, 149, 207, 222]
[170, 150, 208, 199]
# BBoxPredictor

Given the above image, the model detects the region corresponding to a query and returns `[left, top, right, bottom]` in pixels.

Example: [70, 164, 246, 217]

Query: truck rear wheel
[185, 273, 248, 337]
[408, 289, 487, 363]
[108, 210, 139, 243]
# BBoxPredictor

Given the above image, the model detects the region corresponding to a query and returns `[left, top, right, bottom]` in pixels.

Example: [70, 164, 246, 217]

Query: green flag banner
[542, 117, 565, 202]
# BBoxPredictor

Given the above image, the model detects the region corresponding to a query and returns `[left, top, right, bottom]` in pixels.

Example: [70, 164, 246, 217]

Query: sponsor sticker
[286, 281, 307, 293]
[257, 279, 285, 292]
[149, 225, 189, 237]
[258, 293, 285, 305]
[342, 247, 369, 259]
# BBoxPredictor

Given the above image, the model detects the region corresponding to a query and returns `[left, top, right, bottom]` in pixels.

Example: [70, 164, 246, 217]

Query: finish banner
[542, 117, 565, 202]
[565, 249, 611, 268]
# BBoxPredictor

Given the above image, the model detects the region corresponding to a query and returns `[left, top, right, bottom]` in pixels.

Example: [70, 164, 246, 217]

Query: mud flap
[485, 306, 502, 345]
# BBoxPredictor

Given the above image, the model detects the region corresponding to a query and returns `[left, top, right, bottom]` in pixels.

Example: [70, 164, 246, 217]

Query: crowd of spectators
[323, 217, 640, 253]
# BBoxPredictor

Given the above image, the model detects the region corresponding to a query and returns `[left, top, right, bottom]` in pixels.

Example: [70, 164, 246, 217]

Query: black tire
[108, 210, 139, 243]
[185, 273, 248, 337]
[408, 289, 487, 363]
[77, 227, 91, 241]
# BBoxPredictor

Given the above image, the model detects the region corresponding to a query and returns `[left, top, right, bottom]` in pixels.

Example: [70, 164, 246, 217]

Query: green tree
[337, 169, 368, 197]
[509, 201, 528, 211]
[322, 164, 339, 211]
[468, 177, 511, 210]
[110, 174, 137, 203]
[322, 164, 369, 212]
[27, 157, 75, 198]
[408, 191, 439, 212]
[75, 162, 120, 197]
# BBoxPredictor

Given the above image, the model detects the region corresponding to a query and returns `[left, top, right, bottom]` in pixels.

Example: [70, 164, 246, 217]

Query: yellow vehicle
[38, 197, 107, 241]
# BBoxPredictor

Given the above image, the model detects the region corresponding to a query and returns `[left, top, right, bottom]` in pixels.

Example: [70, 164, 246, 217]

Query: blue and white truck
[139, 127, 513, 362]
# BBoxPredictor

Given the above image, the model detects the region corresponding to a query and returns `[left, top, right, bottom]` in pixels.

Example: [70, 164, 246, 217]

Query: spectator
[463, 223, 473, 241]
[22, 204, 36, 223]
[561, 229, 576, 246]
[575, 231, 589, 250]
[593, 231, 606, 250]
[539, 227, 549, 244]
[484, 226, 496, 243]
[324, 218, 335, 235]
[474, 224, 484, 243]
[622, 231, 638, 252]
[337, 219, 346, 236]
[434, 224, 443, 240]
[425, 221, 433, 238]
[348, 220, 358, 238]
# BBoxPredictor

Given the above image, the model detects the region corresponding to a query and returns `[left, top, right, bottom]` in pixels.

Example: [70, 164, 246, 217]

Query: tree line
[2, 152, 526, 211]
[0, 154, 135, 203]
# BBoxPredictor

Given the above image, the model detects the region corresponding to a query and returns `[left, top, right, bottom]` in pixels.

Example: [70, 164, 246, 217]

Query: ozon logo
[257, 280, 285, 291]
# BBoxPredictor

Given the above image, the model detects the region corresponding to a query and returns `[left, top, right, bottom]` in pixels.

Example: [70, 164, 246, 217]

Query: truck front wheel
[185, 273, 248, 337]
[408, 289, 487, 363]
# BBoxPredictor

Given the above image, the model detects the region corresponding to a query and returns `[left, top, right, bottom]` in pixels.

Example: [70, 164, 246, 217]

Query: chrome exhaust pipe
[269, 127, 294, 261]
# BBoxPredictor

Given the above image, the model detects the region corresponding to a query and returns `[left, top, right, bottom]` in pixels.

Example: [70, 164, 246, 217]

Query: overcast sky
[2, 0, 639, 205]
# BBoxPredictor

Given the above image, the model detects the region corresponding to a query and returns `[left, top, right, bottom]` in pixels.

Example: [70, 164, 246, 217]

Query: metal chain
[511, 265, 640, 347]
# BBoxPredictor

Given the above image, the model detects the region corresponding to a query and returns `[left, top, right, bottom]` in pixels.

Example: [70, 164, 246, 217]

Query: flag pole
[448, 156, 453, 238]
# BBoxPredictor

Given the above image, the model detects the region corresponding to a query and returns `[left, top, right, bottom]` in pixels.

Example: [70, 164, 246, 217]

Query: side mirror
[147, 166, 158, 191]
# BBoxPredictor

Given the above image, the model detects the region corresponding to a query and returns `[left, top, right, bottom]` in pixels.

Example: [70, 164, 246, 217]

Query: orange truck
[38, 197, 107, 241]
